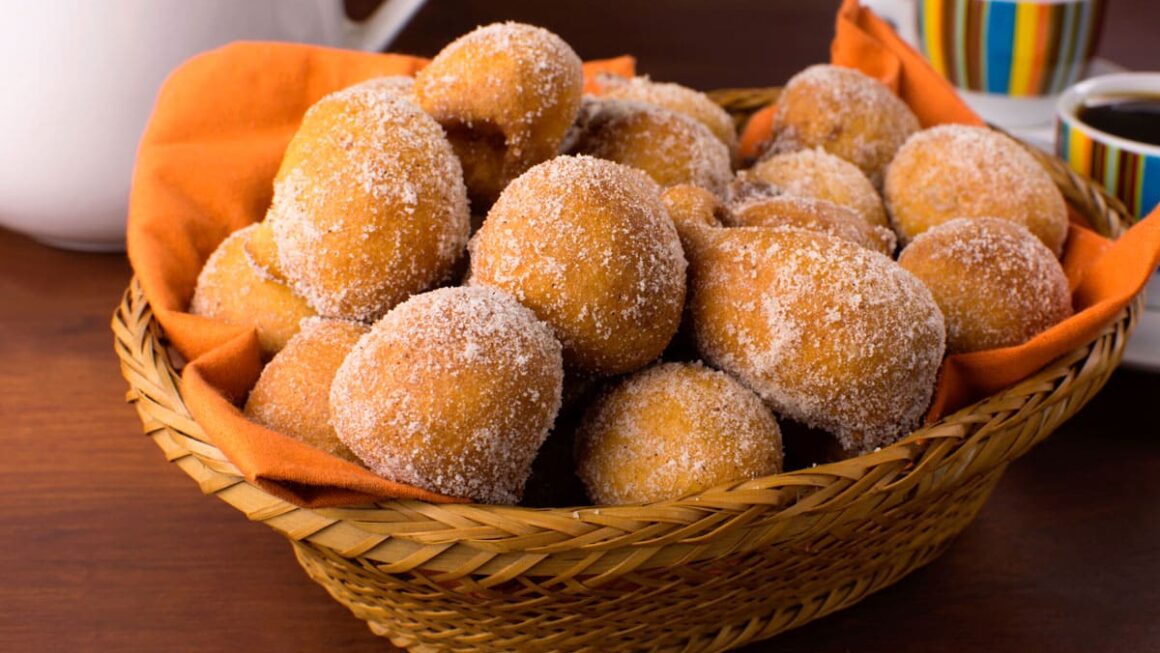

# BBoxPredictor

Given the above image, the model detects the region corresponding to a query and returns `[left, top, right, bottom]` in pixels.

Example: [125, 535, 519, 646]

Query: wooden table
[2, 2, 1158, 651]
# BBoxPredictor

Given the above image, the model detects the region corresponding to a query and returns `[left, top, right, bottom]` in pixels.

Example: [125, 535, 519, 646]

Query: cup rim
[1056, 72, 1160, 157]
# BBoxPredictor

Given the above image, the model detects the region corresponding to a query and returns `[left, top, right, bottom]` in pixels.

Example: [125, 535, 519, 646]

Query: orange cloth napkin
[126, 41, 634, 507]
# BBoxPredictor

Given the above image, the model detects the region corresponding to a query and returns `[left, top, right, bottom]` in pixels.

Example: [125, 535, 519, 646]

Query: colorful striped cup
[1056, 73, 1160, 218]
[918, 0, 1105, 127]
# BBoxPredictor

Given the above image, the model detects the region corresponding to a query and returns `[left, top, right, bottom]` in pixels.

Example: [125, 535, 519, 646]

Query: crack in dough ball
[189, 224, 316, 358]
[687, 226, 945, 454]
[244, 317, 369, 463]
[747, 146, 889, 230]
[884, 124, 1068, 257]
[243, 219, 288, 283]
[415, 22, 584, 208]
[576, 361, 783, 505]
[268, 77, 470, 322]
[661, 184, 728, 251]
[566, 98, 732, 195]
[329, 286, 564, 504]
[772, 65, 919, 188]
[899, 217, 1073, 354]
[470, 156, 688, 376]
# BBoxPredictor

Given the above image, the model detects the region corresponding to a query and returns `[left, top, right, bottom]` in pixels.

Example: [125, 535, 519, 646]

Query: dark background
[350, 0, 1159, 87]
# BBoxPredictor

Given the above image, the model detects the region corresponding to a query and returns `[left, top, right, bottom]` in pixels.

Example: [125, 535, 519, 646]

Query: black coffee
[1077, 94, 1160, 147]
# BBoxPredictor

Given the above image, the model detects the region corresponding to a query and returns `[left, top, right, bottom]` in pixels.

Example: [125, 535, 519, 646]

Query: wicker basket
[113, 88, 1143, 653]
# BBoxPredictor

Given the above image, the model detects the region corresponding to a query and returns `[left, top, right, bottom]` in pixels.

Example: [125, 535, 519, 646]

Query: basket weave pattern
[113, 90, 1141, 652]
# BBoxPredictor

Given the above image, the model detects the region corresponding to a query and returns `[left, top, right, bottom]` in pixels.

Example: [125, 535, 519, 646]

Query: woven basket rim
[113, 90, 1143, 569]
[119, 276, 1139, 513]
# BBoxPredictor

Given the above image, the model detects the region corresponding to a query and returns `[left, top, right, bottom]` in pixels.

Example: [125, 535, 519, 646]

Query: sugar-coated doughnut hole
[576, 362, 783, 504]
[470, 156, 688, 376]
[567, 98, 732, 195]
[416, 22, 584, 208]
[329, 286, 564, 504]
[772, 64, 919, 187]
[244, 317, 369, 463]
[687, 226, 945, 454]
[269, 77, 470, 321]
[747, 147, 889, 230]
[189, 224, 316, 358]
[899, 217, 1073, 353]
[884, 124, 1068, 257]
[595, 74, 739, 156]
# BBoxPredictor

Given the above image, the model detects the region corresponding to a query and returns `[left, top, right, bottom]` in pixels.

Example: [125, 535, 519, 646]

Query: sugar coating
[470, 156, 688, 376]
[884, 124, 1069, 257]
[596, 74, 739, 152]
[417, 22, 582, 152]
[566, 97, 733, 195]
[189, 223, 316, 357]
[725, 193, 897, 256]
[687, 226, 946, 453]
[576, 361, 783, 505]
[773, 64, 920, 187]
[244, 317, 368, 463]
[415, 22, 584, 203]
[748, 147, 889, 229]
[356, 75, 415, 99]
[329, 286, 564, 504]
[899, 217, 1073, 353]
[268, 77, 470, 321]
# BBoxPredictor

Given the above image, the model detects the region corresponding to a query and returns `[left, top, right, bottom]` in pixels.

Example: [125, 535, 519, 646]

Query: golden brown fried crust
[576, 362, 782, 504]
[884, 125, 1068, 257]
[898, 217, 1072, 353]
[470, 156, 688, 376]
[772, 65, 919, 188]
[415, 22, 584, 208]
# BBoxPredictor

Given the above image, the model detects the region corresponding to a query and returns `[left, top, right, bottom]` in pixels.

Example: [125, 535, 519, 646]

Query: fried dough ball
[725, 192, 896, 256]
[596, 74, 739, 154]
[415, 22, 584, 207]
[576, 362, 783, 505]
[243, 318, 368, 463]
[687, 226, 945, 453]
[747, 147, 889, 230]
[899, 218, 1073, 354]
[884, 125, 1069, 257]
[577, 361, 784, 505]
[566, 98, 732, 195]
[268, 78, 470, 322]
[329, 286, 564, 504]
[189, 224, 316, 358]
[772, 64, 919, 187]
[470, 156, 687, 376]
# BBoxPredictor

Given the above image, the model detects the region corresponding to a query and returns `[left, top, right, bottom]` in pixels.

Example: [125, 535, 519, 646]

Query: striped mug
[918, 0, 1105, 127]
[1056, 73, 1160, 219]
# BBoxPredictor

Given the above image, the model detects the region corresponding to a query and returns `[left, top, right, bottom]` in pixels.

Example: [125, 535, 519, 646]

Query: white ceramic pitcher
[0, 0, 425, 252]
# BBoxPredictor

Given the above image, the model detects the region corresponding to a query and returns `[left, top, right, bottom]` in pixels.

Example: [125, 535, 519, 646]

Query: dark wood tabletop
[2, 2, 1158, 652]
